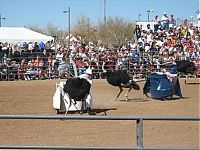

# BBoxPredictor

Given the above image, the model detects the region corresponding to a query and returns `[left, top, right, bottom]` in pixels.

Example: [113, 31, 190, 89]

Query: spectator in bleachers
[1, 12, 200, 81]
[55, 50, 63, 62]
[153, 15, 160, 33]
[28, 42, 34, 51]
[39, 41, 45, 52]
[47, 53, 53, 79]
[17, 59, 27, 80]
[182, 19, 188, 28]
[146, 24, 152, 33]
[161, 12, 169, 30]
[57, 57, 69, 78]
[34, 56, 41, 67]
[33, 42, 39, 52]
[169, 14, 176, 28]
[38, 60, 46, 80]
[45, 41, 52, 53]
[76, 57, 87, 75]
[134, 24, 142, 40]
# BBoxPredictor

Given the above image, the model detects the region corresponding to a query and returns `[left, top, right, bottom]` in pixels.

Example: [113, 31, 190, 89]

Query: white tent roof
[0, 27, 53, 43]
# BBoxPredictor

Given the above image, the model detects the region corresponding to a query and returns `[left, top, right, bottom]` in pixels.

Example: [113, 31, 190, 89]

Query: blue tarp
[143, 73, 182, 99]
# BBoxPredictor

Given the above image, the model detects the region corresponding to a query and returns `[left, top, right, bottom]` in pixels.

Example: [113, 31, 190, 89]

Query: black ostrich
[104, 69, 140, 101]
[175, 60, 196, 74]
[63, 77, 91, 113]
[175, 60, 197, 84]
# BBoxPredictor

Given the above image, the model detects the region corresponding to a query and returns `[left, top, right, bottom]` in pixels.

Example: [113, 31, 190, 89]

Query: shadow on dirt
[146, 96, 190, 101]
[119, 98, 150, 102]
[163, 96, 190, 101]
[185, 82, 200, 85]
[91, 108, 117, 116]
[58, 107, 117, 116]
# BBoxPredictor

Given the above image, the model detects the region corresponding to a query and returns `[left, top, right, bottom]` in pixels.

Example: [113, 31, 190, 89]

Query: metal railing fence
[0, 114, 199, 150]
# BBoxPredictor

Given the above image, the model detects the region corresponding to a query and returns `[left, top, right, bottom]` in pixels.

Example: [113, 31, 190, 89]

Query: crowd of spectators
[133, 13, 200, 75]
[0, 12, 200, 81]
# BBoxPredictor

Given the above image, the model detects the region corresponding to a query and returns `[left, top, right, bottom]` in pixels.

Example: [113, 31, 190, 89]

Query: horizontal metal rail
[0, 115, 199, 150]
[0, 114, 199, 120]
[0, 145, 199, 150]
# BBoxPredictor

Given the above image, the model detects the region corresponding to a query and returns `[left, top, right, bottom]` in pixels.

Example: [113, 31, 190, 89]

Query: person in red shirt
[75, 57, 86, 75]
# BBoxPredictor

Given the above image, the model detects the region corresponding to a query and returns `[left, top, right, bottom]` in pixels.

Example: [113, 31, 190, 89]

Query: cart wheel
[56, 109, 60, 114]
[160, 97, 166, 101]
[145, 93, 151, 98]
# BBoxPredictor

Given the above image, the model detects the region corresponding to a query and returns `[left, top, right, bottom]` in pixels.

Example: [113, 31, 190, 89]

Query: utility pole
[63, 7, 78, 77]
[176, 18, 180, 26]
[195, 9, 200, 20]
[87, 18, 90, 44]
[195, 9, 199, 15]
[104, 0, 106, 23]
[0, 14, 6, 27]
[138, 13, 142, 21]
[63, 7, 71, 50]
[191, 16, 194, 24]
[147, 9, 154, 22]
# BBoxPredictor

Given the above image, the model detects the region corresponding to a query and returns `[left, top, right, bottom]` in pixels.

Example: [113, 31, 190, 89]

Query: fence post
[136, 118, 143, 149]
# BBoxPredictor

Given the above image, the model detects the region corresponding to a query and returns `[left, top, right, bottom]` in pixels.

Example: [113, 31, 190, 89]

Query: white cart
[53, 82, 86, 114]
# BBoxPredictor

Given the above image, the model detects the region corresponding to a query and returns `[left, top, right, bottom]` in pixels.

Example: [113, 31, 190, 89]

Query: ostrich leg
[63, 96, 71, 115]
[125, 87, 133, 101]
[114, 87, 123, 101]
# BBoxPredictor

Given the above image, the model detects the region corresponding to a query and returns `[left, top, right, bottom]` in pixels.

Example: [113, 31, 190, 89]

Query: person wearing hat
[79, 67, 93, 83]
[163, 66, 178, 85]
[165, 66, 183, 98]
[157, 65, 178, 85]
[78, 67, 93, 114]
[150, 65, 182, 98]
[161, 12, 169, 30]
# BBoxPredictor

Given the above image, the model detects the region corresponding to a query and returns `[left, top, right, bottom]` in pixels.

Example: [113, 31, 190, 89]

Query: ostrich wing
[64, 78, 91, 101]
[107, 70, 131, 86]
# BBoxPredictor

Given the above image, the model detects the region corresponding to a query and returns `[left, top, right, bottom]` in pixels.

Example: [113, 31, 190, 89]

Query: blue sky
[0, 0, 199, 30]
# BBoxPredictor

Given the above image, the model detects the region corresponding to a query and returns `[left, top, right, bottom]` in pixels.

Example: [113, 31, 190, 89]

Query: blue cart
[143, 73, 182, 100]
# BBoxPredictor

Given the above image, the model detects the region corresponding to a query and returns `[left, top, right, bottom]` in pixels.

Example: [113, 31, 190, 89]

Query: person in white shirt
[78, 67, 93, 114]
[153, 65, 182, 98]
[56, 51, 63, 62]
[161, 12, 169, 30]
[158, 66, 178, 86]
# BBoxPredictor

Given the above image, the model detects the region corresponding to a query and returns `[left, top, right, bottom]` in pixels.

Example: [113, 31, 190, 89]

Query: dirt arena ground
[0, 78, 199, 149]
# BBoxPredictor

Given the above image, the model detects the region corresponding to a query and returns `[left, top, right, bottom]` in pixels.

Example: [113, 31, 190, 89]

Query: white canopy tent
[0, 27, 53, 43]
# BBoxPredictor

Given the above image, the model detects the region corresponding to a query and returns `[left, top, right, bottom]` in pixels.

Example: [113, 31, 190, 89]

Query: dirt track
[0, 78, 199, 148]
